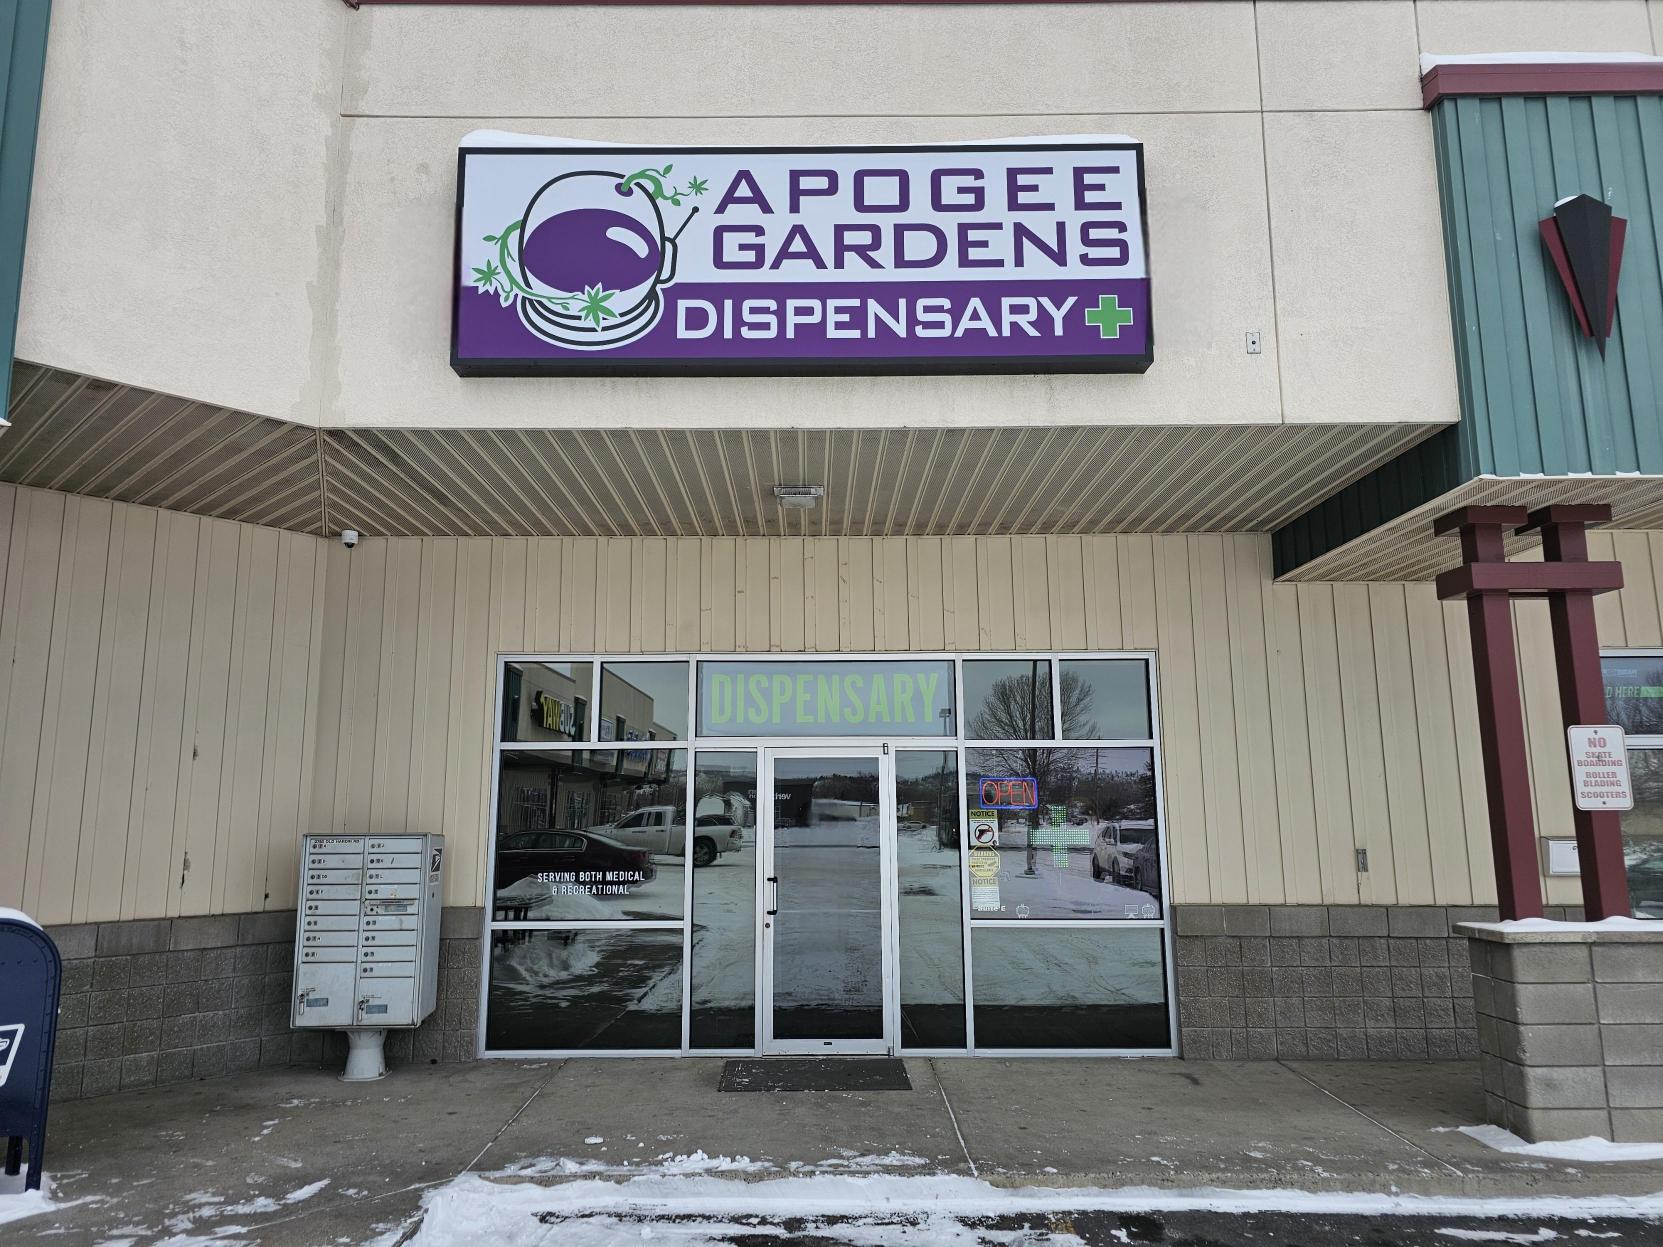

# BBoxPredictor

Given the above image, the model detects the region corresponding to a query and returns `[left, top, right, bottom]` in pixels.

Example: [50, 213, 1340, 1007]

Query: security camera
[340, 529, 359, 549]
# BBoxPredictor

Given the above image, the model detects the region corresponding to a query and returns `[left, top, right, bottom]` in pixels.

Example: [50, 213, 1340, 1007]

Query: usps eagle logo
[0, 1023, 23, 1088]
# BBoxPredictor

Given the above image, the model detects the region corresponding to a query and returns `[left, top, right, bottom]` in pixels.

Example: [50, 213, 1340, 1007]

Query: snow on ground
[1456, 1125, 1663, 1163]
[0, 1170, 61, 1227]
[388, 1169, 1663, 1247]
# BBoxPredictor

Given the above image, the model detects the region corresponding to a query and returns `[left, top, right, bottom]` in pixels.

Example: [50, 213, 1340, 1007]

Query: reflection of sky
[604, 662, 690, 738]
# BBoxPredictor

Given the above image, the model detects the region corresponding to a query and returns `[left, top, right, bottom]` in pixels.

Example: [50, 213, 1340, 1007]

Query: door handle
[766, 875, 778, 916]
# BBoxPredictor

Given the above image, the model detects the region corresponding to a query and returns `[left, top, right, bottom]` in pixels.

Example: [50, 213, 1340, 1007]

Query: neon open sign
[979, 777, 1038, 809]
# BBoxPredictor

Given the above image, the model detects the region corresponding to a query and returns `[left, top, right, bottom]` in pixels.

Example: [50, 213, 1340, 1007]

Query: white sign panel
[1567, 725, 1633, 811]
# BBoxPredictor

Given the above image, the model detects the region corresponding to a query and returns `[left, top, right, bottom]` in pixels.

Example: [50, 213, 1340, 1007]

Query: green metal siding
[1274, 92, 1663, 577]
[0, 0, 49, 424]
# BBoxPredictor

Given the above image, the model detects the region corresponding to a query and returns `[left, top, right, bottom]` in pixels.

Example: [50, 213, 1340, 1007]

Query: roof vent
[773, 484, 825, 510]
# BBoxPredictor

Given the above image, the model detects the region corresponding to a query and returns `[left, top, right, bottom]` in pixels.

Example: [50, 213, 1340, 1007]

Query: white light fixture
[774, 484, 824, 510]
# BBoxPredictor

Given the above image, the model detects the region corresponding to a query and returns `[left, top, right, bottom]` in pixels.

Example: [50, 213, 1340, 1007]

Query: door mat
[719, 1058, 912, 1092]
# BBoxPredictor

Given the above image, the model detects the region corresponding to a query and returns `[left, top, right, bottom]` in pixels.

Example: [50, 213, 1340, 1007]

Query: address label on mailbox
[0, 1022, 22, 1088]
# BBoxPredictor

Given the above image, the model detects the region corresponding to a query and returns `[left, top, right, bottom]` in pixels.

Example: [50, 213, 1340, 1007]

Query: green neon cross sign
[1084, 294, 1135, 339]
[1030, 807, 1089, 866]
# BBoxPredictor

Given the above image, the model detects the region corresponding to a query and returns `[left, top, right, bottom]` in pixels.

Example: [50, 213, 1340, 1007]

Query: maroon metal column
[1523, 505, 1633, 920]
[1434, 507, 1544, 920]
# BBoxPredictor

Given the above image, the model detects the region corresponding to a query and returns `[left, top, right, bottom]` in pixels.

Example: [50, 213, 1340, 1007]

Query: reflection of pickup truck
[1090, 819, 1159, 894]
[595, 805, 744, 867]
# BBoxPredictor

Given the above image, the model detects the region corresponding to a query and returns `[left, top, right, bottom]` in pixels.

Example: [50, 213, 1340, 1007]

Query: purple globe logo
[472, 165, 706, 350]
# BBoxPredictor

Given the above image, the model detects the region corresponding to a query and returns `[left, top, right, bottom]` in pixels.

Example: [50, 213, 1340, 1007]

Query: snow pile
[0, 1171, 58, 1228]
[389, 1168, 1663, 1247]
[0, 907, 41, 930]
[502, 1151, 773, 1178]
[1462, 917, 1662, 935]
[1459, 1125, 1663, 1163]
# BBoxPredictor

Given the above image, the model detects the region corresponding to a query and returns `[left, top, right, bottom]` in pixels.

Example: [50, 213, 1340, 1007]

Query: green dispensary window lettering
[698, 659, 956, 737]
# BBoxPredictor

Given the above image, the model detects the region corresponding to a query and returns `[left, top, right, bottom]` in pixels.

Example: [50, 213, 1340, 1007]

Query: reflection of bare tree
[970, 668, 1094, 872]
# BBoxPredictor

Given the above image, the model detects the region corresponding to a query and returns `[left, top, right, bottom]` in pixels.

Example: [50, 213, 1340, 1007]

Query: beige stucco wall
[4, 481, 1658, 925]
[21, 1, 1654, 435]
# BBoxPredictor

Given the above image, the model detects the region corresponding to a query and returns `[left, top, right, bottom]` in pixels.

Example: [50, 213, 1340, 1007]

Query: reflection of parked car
[495, 830, 657, 891]
[1090, 820, 1159, 893]
[598, 804, 742, 867]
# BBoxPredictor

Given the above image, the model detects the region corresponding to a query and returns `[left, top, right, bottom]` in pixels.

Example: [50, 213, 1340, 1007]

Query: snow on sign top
[1566, 725, 1633, 812]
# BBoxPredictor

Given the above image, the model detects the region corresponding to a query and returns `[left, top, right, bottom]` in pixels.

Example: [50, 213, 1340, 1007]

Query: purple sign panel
[452, 135, 1152, 377]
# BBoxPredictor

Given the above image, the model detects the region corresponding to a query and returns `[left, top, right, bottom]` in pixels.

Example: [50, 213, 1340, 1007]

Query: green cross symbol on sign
[1084, 294, 1135, 339]
[1030, 819, 1090, 867]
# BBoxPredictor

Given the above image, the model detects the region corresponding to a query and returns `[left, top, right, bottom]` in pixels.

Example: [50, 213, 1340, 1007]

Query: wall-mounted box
[293, 835, 444, 1032]
[1542, 837, 1581, 877]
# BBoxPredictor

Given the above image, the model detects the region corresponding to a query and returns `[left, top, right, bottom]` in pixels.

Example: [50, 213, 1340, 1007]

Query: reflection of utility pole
[1024, 659, 1040, 876]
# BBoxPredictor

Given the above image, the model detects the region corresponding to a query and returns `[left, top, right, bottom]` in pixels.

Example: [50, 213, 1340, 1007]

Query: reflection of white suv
[595, 805, 743, 867]
[1090, 820, 1158, 893]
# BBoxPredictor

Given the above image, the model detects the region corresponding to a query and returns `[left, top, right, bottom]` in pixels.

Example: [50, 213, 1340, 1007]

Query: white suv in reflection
[1090, 819, 1158, 894]
[595, 805, 744, 867]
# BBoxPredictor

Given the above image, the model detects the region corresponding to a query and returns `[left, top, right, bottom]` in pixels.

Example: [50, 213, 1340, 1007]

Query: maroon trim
[1422, 61, 1663, 108]
[1435, 560, 1624, 598]
[1607, 216, 1627, 341]
[1434, 503, 1632, 921]
[1540, 217, 1594, 338]
[1528, 506, 1631, 922]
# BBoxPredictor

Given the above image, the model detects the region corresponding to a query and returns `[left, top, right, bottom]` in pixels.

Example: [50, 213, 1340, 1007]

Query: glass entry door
[760, 748, 896, 1054]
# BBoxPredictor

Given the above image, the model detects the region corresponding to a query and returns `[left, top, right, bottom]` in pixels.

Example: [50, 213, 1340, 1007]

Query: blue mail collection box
[0, 912, 62, 1193]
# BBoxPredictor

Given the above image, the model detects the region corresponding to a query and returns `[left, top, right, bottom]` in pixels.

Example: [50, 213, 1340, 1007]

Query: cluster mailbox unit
[292, 833, 445, 1080]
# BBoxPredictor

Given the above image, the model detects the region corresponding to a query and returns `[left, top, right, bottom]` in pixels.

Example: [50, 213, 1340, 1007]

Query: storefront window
[1625, 748, 1663, 919]
[897, 750, 965, 1049]
[492, 749, 688, 921]
[690, 751, 759, 1048]
[501, 661, 593, 743]
[486, 929, 683, 1051]
[970, 927, 1170, 1050]
[1603, 654, 1663, 736]
[601, 661, 690, 741]
[1060, 659, 1152, 740]
[487, 652, 1168, 1056]
[1603, 655, 1663, 917]
[964, 659, 1053, 740]
[963, 747, 1160, 921]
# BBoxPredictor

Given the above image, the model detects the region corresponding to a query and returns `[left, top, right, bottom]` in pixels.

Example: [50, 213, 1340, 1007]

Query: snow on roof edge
[1421, 51, 1663, 75]
[459, 129, 1140, 150]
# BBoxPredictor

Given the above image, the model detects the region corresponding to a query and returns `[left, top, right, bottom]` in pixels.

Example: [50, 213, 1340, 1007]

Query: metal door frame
[759, 744, 897, 1056]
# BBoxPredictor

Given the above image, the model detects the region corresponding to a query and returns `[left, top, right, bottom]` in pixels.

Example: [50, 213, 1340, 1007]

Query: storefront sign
[978, 777, 1038, 809]
[697, 659, 954, 736]
[453, 134, 1151, 376]
[969, 810, 999, 847]
[1567, 725, 1633, 811]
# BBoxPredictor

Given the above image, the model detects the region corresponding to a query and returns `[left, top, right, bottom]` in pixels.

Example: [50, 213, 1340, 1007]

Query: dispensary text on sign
[453, 137, 1151, 374]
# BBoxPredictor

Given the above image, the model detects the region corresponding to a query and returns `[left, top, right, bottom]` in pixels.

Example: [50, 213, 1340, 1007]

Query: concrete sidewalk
[7, 1058, 1662, 1245]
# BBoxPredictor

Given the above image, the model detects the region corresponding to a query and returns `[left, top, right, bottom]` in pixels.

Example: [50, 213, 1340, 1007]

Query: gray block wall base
[43, 907, 483, 1101]
[1463, 920, 1663, 1144]
[1173, 904, 1584, 1061]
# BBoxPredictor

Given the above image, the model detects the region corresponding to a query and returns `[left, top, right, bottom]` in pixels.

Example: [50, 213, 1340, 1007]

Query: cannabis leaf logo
[577, 285, 617, 327]
[686, 175, 709, 197]
[472, 259, 502, 294]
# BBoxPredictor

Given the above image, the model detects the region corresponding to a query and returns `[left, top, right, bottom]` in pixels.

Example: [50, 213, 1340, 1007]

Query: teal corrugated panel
[1608, 97, 1663, 473]
[1540, 97, 1596, 472]
[0, 0, 51, 423]
[1493, 97, 1544, 474]
[1506, 97, 1568, 474]
[1568, 98, 1619, 472]
[1630, 99, 1663, 474]
[1458, 100, 1520, 474]
[1437, 101, 1490, 477]
[1591, 95, 1639, 472]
